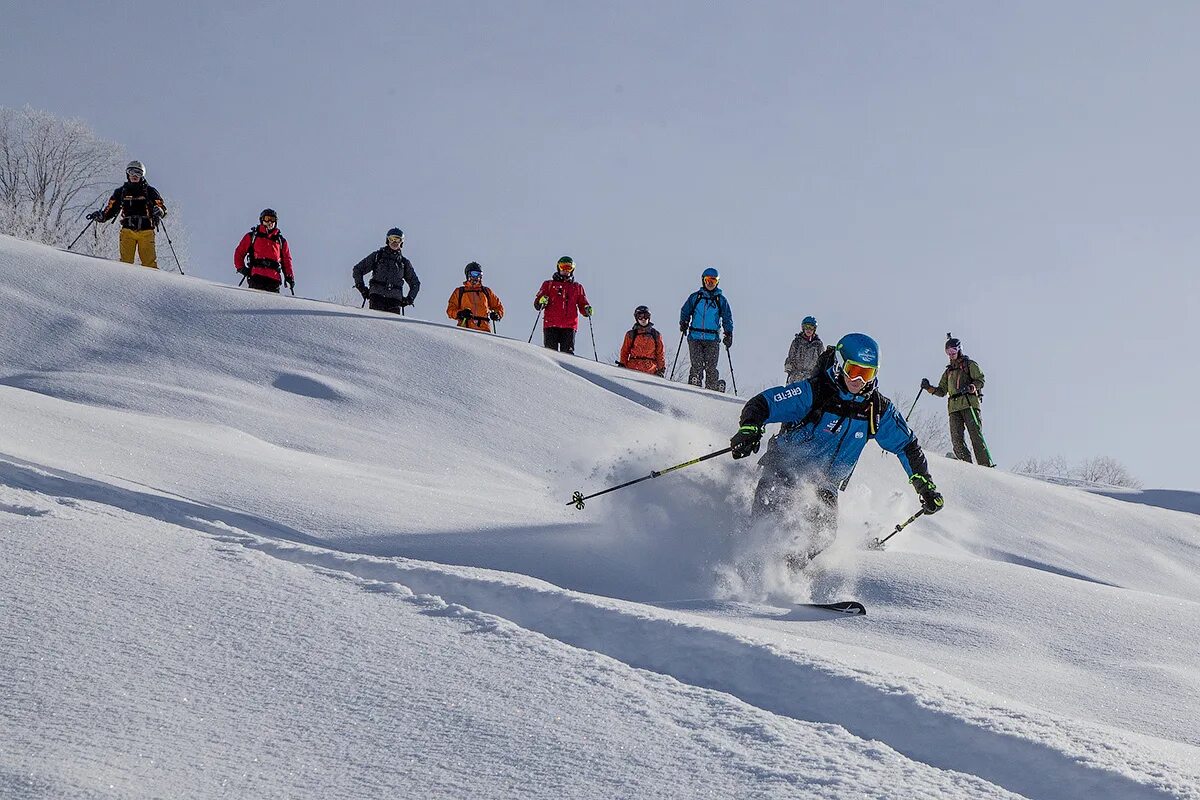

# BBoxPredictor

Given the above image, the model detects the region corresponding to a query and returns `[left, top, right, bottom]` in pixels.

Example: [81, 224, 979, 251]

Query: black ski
[802, 601, 866, 615]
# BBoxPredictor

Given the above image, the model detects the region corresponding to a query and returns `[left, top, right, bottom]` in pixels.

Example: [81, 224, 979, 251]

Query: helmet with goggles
[836, 332, 880, 386]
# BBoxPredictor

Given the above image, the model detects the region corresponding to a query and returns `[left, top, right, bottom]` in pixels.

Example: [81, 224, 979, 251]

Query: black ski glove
[920, 378, 933, 392]
[238, 266, 251, 277]
[86, 210, 101, 221]
[357, 285, 370, 299]
[284, 276, 295, 290]
[911, 474, 944, 514]
[679, 322, 689, 334]
[456, 309, 472, 321]
[723, 332, 733, 348]
[488, 310, 501, 321]
[400, 297, 413, 307]
[730, 425, 764, 459]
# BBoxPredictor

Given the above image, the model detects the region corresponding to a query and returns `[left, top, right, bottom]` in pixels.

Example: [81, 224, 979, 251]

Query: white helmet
[126, 160, 146, 178]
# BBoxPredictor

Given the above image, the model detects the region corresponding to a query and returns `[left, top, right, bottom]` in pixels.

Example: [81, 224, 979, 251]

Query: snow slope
[2, 235, 1199, 799]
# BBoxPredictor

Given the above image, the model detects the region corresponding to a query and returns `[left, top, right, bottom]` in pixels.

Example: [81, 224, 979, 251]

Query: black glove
[911, 474, 944, 514]
[357, 285, 370, 299]
[488, 310, 501, 321]
[920, 378, 933, 392]
[86, 211, 100, 221]
[655, 369, 665, 378]
[723, 332, 733, 348]
[238, 266, 251, 277]
[456, 309, 472, 321]
[151, 207, 164, 221]
[680, 322, 689, 334]
[400, 297, 413, 307]
[730, 425, 764, 459]
[284, 276, 295, 290]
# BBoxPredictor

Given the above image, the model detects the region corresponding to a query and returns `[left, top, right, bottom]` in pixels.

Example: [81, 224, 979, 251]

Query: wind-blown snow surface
[2, 235, 1199, 799]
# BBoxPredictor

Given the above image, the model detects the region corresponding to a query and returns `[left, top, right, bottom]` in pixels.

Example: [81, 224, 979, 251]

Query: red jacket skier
[234, 208, 295, 293]
[533, 256, 591, 354]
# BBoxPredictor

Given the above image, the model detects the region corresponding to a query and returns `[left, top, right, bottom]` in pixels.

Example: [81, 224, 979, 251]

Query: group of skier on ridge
[87, 161, 995, 569]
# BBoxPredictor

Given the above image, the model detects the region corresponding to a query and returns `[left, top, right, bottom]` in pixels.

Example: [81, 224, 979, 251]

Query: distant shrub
[1012, 454, 1142, 489]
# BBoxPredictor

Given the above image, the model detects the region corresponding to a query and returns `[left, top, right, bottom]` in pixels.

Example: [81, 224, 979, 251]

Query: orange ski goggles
[843, 361, 877, 383]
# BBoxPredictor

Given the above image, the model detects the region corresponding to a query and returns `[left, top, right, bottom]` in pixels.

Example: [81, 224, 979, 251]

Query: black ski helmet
[465, 261, 483, 278]
[634, 305, 651, 320]
[945, 333, 961, 350]
[260, 208, 277, 222]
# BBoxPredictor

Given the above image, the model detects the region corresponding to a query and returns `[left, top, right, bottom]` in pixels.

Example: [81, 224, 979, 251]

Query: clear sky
[4, 1, 1197, 488]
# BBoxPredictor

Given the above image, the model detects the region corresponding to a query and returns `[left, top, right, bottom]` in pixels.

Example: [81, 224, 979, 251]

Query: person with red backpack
[234, 209, 294, 293]
[533, 256, 591, 353]
[618, 306, 666, 376]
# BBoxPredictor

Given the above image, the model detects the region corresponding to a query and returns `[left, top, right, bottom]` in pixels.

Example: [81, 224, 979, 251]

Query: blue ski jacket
[744, 368, 928, 490]
[680, 288, 733, 342]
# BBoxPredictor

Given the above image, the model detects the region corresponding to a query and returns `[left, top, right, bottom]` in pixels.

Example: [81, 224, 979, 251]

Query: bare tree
[893, 391, 951, 454]
[0, 105, 124, 255]
[1073, 456, 1143, 489]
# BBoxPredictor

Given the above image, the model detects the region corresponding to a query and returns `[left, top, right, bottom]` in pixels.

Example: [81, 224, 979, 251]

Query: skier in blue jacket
[679, 267, 734, 391]
[728, 333, 944, 568]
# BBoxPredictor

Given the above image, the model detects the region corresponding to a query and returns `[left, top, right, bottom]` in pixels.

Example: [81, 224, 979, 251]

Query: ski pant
[119, 227, 157, 268]
[543, 327, 576, 354]
[687, 338, 721, 388]
[949, 406, 993, 466]
[752, 462, 840, 562]
[247, 274, 281, 293]
[369, 295, 406, 314]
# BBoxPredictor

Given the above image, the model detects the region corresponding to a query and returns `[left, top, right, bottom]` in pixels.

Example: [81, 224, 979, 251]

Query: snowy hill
[2, 234, 1199, 799]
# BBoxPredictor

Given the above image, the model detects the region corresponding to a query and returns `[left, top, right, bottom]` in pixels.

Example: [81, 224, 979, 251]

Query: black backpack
[247, 227, 286, 270]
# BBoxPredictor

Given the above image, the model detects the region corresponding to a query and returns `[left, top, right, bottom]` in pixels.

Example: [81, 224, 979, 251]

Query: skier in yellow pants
[88, 160, 168, 269]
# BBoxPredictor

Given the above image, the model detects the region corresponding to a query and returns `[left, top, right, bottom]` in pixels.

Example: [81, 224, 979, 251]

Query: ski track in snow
[1, 454, 1195, 800]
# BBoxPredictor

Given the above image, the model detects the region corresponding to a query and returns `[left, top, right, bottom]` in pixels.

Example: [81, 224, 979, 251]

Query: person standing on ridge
[87, 160, 168, 269]
[784, 316, 825, 383]
[447, 262, 504, 332]
[729, 332, 943, 569]
[234, 208, 294, 293]
[921, 335, 994, 467]
[533, 256, 591, 353]
[679, 267, 733, 391]
[352, 228, 419, 314]
[618, 306, 666, 376]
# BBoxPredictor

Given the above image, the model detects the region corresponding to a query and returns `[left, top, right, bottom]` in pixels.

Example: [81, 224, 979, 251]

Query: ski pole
[868, 509, 925, 550]
[158, 221, 184, 274]
[67, 219, 95, 251]
[238, 273, 247, 287]
[568, 446, 734, 509]
[905, 390, 922, 422]
[668, 331, 686, 381]
[588, 315, 599, 361]
[724, 344, 739, 396]
[361, 296, 367, 308]
[527, 310, 542, 344]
